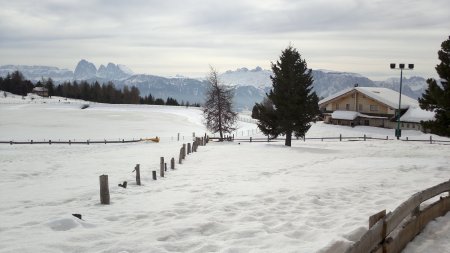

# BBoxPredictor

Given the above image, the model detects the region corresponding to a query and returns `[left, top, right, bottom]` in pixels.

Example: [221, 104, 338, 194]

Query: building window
[407, 123, 410, 128]
[370, 105, 378, 111]
[412, 124, 415, 128]
[346, 104, 350, 110]
[359, 104, 363, 111]
[364, 120, 369, 126]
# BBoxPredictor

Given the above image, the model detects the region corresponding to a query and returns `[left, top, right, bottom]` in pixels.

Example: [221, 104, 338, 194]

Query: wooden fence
[210, 134, 450, 144]
[99, 135, 209, 205]
[345, 180, 450, 253]
[0, 138, 143, 145]
[211, 134, 392, 143]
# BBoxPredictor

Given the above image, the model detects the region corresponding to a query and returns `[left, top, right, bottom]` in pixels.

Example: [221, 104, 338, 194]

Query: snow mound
[46, 217, 95, 231]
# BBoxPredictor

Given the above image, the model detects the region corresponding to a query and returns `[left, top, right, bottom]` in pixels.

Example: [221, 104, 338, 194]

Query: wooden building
[318, 87, 434, 130]
[32, 87, 48, 97]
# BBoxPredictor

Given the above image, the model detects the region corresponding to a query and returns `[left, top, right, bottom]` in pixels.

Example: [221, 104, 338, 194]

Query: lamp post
[390, 63, 414, 140]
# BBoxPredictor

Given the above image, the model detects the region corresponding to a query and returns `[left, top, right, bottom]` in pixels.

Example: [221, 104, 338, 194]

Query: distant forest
[0, 71, 200, 107]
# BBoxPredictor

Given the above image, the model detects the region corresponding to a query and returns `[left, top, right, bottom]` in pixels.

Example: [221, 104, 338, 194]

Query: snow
[400, 107, 435, 123]
[331, 111, 360, 120]
[356, 87, 418, 109]
[319, 87, 419, 110]
[1, 93, 450, 253]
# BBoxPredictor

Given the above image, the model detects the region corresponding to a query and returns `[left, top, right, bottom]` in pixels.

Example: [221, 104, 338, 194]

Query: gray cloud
[0, 0, 449, 79]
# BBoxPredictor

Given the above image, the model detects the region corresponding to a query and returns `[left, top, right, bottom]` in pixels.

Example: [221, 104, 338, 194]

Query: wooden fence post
[369, 209, 386, 228]
[99, 175, 110, 205]
[171, 157, 175, 170]
[49, 140, 52, 145]
[187, 143, 191, 154]
[364, 134, 366, 141]
[177, 133, 180, 141]
[183, 144, 186, 159]
[135, 164, 141, 185]
[406, 137, 409, 141]
[250, 137, 252, 143]
[31, 140, 33, 144]
[386, 135, 388, 140]
[267, 136, 269, 142]
[160, 157, 164, 177]
[165, 163, 167, 171]
[152, 171, 157, 180]
[340, 134, 342, 141]
[179, 148, 183, 164]
[430, 135, 433, 144]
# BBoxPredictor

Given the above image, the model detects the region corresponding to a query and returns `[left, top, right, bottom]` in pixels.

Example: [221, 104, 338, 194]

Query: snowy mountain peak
[74, 59, 97, 80]
[221, 67, 272, 89]
[74, 60, 133, 80]
[118, 64, 134, 75]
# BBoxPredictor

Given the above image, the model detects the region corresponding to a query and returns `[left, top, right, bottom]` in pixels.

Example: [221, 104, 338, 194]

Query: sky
[0, 0, 449, 80]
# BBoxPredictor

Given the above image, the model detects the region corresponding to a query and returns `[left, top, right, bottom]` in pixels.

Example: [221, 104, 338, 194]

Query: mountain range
[0, 60, 429, 111]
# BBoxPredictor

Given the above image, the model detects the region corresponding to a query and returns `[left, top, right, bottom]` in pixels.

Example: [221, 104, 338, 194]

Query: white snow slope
[0, 94, 449, 253]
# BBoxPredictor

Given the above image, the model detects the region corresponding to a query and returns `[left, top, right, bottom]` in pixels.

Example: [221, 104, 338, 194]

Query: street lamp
[390, 63, 414, 139]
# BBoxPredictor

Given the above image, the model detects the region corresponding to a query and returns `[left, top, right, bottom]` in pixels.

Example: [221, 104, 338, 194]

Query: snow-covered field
[0, 93, 449, 253]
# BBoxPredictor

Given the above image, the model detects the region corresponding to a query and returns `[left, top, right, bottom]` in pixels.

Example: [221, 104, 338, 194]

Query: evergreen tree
[166, 97, 179, 106]
[419, 35, 450, 137]
[130, 86, 140, 104]
[154, 98, 165, 105]
[252, 45, 320, 146]
[44, 78, 55, 97]
[203, 66, 237, 140]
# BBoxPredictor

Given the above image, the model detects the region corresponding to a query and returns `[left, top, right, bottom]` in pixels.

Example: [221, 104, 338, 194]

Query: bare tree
[203, 66, 237, 140]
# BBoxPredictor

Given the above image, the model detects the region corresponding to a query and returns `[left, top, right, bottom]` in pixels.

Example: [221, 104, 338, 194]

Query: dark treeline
[0, 71, 34, 96]
[0, 70, 201, 107]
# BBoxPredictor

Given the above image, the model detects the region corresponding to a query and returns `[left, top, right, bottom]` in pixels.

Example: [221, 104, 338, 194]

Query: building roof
[331, 110, 388, 120]
[399, 107, 435, 123]
[32, 87, 48, 92]
[319, 87, 418, 109]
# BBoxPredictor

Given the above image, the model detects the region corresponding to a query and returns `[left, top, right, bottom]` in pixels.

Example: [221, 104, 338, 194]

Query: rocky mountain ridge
[0, 60, 429, 110]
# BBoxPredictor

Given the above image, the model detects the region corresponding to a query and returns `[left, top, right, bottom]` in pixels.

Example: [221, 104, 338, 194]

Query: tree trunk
[285, 131, 292, 146]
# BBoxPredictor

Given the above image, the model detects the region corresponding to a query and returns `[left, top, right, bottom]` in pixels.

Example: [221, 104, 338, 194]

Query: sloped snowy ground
[0, 94, 449, 253]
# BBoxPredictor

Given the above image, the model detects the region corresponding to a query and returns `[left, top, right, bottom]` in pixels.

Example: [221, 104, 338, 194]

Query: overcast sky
[0, 0, 448, 80]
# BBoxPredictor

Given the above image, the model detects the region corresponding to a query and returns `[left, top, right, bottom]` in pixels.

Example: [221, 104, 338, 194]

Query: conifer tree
[203, 66, 237, 140]
[252, 45, 320, 146]
[419, 35, 450, 136]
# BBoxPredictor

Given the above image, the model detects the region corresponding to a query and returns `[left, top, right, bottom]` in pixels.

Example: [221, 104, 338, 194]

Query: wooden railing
[345, 180, 450, 253]
[0, 138, 143, 145]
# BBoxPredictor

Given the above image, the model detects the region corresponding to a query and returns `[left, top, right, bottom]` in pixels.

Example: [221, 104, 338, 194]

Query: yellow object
[143, 137, 160, 143]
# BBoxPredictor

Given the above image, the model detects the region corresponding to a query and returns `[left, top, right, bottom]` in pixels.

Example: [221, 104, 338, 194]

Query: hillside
[1, 94, 449, 253]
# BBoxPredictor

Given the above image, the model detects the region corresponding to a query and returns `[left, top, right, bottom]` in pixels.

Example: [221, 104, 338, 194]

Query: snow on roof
[331, 111, 359, 120]
[355, 87, 418, 109]
[400, 107, 435, 123]
[319, 87, 353, 105]
[32, 87, 48, 92]
[331, 110, 388, 120]
[319, 87, 418, 110]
